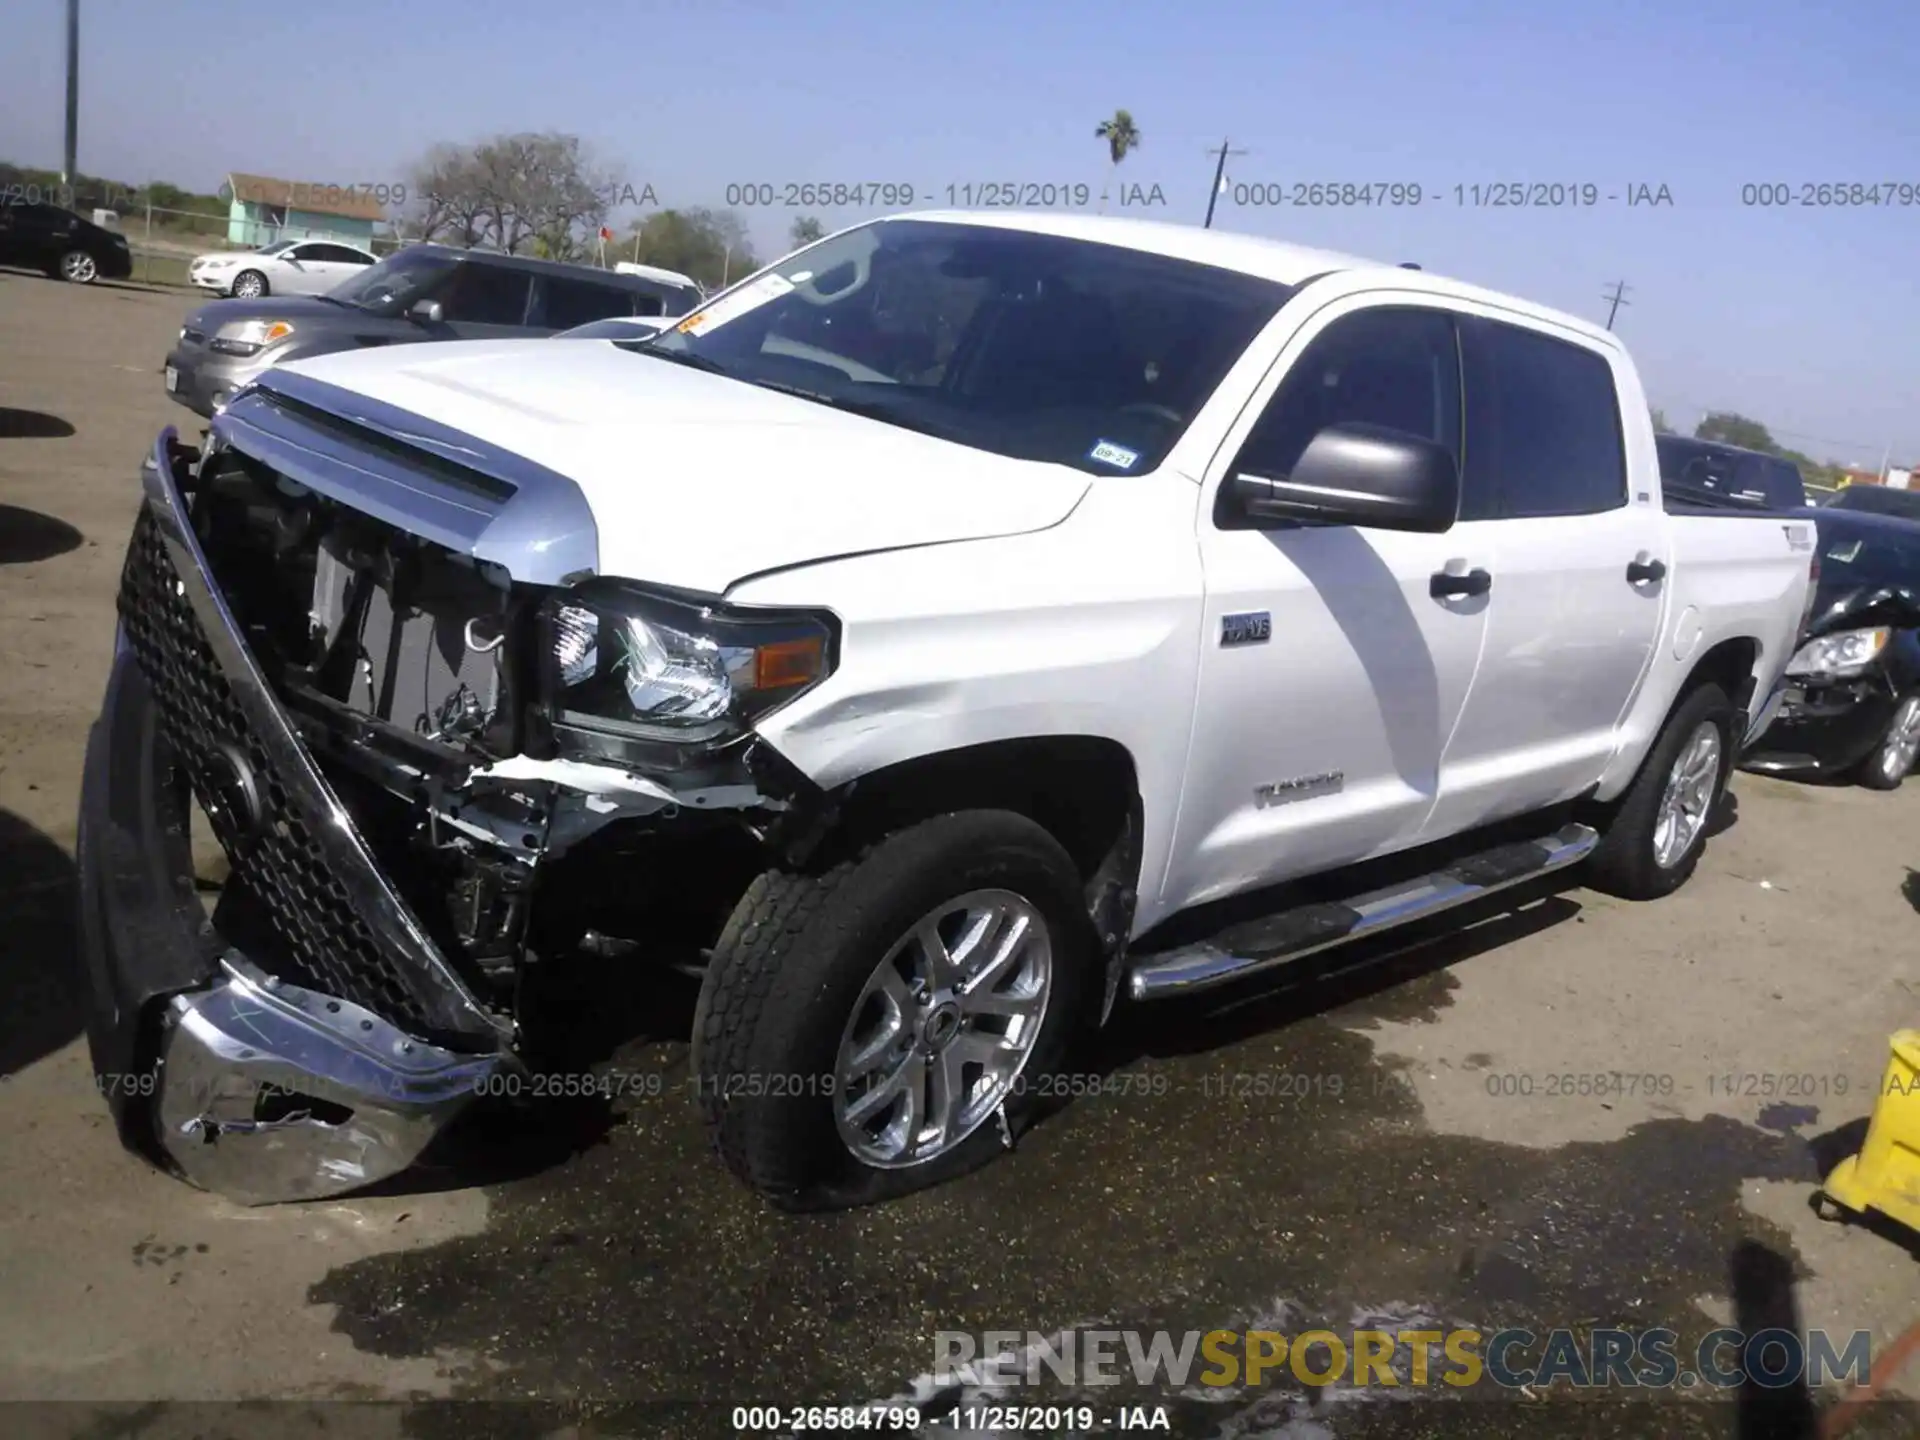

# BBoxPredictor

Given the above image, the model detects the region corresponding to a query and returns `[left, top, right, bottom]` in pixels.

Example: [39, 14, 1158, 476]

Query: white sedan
[187, 238, 379, 299]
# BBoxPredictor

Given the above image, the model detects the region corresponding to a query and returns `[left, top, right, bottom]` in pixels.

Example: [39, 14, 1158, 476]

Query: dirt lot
[1, 269, 1917, 1439]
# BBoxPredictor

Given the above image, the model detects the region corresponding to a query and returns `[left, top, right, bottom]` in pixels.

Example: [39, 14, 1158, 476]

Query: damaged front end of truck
[76, 370, 834, 1204]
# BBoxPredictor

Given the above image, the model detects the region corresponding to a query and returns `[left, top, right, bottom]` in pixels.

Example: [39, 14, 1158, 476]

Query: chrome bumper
[77, 429, 509, 1205]
[157, 959, 499, 1205]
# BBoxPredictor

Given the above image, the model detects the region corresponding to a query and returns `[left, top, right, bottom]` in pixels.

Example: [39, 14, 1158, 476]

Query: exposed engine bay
[184, 444, 807, 1025]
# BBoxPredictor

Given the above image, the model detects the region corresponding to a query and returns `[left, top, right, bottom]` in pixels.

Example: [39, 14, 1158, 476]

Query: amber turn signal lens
[754, 636, 824, 690]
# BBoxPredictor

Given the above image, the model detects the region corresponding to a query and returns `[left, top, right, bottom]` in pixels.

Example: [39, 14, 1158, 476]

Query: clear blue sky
[4, 0, 1916, 465]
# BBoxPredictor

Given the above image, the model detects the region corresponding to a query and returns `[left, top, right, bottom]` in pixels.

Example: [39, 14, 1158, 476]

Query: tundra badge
[1255, 771, 1345, 807]
[1221, 611, 1272, 647]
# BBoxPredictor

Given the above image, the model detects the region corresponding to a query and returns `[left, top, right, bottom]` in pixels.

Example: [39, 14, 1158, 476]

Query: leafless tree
[403, 132, 626, 259]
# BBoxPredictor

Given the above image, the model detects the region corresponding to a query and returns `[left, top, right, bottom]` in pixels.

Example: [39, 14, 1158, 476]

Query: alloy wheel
[1652, 720, 1722, 869]
[1881, 696, 1920, 780]
[834, 888, 1053, 1168]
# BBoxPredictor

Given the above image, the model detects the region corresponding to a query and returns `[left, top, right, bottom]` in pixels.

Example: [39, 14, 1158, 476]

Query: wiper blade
[619, 342, 729, 374]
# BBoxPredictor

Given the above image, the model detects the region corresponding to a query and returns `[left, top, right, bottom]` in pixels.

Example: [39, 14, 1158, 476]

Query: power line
[1602, 280, 1630, 330]
[1659, 402, 1893, 456]
[1655, 400, 1905, 465]
[1202, 139, 1247, 230]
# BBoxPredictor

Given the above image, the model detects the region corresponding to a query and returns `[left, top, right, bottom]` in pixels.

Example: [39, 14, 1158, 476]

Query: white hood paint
[276, 340, 1093, 594]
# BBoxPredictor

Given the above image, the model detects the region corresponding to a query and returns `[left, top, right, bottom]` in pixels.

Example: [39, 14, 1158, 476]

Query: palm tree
[1094, 109, 1141, 213]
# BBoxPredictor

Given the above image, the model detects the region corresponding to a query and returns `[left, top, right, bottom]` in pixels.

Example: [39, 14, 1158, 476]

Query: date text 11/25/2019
[1223, 182, 1676, 208]
[722, 182, 1169, 209]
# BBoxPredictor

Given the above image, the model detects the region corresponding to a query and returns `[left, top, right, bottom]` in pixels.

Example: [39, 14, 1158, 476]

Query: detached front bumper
[76, 432, 507, 1205]
[1742, 676, 1896, 777]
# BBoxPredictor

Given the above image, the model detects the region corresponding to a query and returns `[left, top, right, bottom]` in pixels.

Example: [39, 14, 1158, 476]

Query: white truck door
[1421, 313, 1667, 837]
[1164, 301, 1498, 913]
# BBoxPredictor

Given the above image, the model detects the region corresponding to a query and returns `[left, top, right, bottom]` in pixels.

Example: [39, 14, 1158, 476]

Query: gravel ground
[1, 267, 1916, 1439]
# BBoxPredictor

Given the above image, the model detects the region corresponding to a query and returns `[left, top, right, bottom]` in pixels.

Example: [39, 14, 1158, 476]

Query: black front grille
[117, 506, 438, 1034]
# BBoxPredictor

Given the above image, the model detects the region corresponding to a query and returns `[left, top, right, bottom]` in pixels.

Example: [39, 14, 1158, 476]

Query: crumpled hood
[274, 339, 1093, 594]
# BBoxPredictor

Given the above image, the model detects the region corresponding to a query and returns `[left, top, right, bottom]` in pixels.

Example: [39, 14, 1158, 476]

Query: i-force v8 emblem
[1221, 611, 1272, 647]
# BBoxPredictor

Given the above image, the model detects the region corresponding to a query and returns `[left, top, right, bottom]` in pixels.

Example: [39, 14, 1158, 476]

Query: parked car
[187, 238, 379, 299]
[552, 314, 676, 339]
[0, 199, 132, 283]
[1656, 435, 1810, 512]
[614, 260, 703, 304]
[1823, 483, 1920, 522]
[163, 243, 705, 418]
[84, 212, 1815, 1212]
[550, 314, 894, 383]
[1745, 508, 1920, 788]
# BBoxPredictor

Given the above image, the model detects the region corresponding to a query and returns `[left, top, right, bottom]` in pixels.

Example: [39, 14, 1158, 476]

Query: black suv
[1656, 434, 1809, 512]
[164, 243, 705, 418]
[0, 200, 133, 284]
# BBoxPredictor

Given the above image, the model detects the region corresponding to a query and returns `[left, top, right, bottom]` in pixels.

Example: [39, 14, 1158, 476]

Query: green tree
[789, 215, 825, 249]
[1694, 411, 1776, 453]
[1650, 407, 1673, 434]
[1094, 109, 1141, 212]
[628, 208, 757, 291]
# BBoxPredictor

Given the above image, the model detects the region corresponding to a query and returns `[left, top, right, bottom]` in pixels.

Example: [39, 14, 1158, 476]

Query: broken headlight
[1785, 626, 1889, 679]
[540, 584, 836, 754]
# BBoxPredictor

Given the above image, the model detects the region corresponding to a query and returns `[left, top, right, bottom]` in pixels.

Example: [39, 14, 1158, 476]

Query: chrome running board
[1127, 822, 1599, 1001]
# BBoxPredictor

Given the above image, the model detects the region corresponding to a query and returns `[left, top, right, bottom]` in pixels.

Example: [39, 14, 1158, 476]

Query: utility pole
[1202, 138, 1247, 229]
[1602, 279, 1630, 330]
[61, 0, 80, 187]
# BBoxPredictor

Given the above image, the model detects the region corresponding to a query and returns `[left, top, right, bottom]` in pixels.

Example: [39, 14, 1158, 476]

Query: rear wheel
[691, 810, 1096, 1211]
[1855, 691, 1920, 791]
[230, 269, 268, 299]
[56, 249, 98, 284]
[1585, 682, 1733, 900]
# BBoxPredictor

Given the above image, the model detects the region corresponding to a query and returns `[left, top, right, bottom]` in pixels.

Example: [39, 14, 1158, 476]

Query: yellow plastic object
[1822, 1029, 1920, 1234]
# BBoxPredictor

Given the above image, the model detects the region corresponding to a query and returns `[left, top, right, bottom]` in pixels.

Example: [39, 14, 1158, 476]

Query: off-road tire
[690, 810, 1097, 1211]
[1585, 681, 1734, 900]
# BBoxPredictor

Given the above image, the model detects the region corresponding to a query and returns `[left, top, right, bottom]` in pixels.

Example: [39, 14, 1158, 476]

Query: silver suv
[163, 243, 702, 418]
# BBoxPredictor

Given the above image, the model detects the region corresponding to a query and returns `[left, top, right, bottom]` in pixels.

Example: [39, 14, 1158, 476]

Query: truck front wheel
[691, 810, 1096, 1210]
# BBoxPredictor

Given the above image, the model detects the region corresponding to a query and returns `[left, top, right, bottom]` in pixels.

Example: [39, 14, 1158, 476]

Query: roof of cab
[889, 210, 1621, 353]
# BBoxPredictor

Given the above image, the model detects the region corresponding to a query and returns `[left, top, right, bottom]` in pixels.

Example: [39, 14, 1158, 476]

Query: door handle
[1627, 555, 1667, 585]
[1430, 568, 1492, 599]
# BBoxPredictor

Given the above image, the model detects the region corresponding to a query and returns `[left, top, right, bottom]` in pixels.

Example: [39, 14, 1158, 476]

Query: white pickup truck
[80, 211, 1815, 1210]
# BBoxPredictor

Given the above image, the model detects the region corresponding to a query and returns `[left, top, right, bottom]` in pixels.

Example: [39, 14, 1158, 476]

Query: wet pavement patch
[303, 917, 1920, 1439]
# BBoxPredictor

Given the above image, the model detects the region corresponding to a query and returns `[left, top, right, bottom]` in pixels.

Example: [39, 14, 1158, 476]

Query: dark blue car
[1744, 507, 1920, 788]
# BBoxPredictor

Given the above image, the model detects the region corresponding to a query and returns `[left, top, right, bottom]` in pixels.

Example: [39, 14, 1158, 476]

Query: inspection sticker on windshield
[1088, 440, 1140, 470]
[675, 273, 795, 336]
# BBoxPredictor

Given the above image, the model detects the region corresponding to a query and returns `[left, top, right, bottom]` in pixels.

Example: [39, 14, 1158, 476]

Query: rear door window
[1461, 317, 1627, 519]
[1768, 459, 1808, 509]
[437, 263, 533, 325]
[540, 275, 643, 328]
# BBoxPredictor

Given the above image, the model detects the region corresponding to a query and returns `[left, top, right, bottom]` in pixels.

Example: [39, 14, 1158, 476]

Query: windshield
[324, 246, 461, 312]
[1818, 519, 1920, 593]
[1829, 484, 1920, 520]
[640, 218, 1291, 474]
[1655, 436, 1804, 509]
